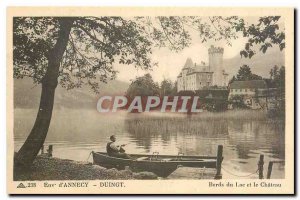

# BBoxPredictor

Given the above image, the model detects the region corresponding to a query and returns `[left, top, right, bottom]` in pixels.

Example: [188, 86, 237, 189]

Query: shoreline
[14, 156, 158, 181]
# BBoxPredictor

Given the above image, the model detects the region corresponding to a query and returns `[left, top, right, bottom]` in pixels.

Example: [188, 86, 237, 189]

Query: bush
[228, 95, 250, 109]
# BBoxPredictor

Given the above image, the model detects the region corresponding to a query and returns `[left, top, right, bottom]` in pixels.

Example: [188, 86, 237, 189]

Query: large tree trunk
[14, 18, 74, 169]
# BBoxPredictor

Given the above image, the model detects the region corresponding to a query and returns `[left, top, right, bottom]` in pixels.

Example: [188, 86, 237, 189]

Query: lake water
[14, 108, 285, 179]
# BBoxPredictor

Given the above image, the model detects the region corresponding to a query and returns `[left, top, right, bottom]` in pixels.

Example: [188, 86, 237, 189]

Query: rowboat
[92, 151, 218, 177]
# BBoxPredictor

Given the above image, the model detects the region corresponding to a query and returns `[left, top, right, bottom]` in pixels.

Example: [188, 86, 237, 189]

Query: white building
[177, 45, 229, 92]
[228, 80, 267, 109]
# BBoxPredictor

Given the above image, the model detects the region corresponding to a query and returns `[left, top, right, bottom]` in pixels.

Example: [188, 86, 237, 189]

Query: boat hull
[92, 152, 217, 177]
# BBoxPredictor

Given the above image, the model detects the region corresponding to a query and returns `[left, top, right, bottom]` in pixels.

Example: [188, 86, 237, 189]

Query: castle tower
[208, 45, 224, 86]
[181, 58, 193, 90]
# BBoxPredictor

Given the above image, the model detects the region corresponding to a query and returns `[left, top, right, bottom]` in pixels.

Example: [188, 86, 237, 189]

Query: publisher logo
[17, 183, 26, 188]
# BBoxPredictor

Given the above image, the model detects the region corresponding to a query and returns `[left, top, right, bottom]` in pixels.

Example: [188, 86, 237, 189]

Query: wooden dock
[168, 153, 285, 179]
[168, 167, 217, 179]
[168, 145, 223, 179]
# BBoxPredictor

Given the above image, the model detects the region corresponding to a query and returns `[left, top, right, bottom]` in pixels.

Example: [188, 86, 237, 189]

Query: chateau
[177, 45, 229, 92]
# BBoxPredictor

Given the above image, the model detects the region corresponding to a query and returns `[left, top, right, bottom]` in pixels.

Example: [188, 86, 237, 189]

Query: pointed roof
[183, 58, 194, 69]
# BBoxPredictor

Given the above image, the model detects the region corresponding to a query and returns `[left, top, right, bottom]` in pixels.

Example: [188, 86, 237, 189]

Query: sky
[114, 37, 248, 83]
[113, 16, 285, 83]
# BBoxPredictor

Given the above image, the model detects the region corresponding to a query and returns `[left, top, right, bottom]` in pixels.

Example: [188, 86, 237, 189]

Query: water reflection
[14, 109, 285, 178]
[124, 113, 285, 178]
[227, 120, 285, 160]
[124, 115, 284, 158]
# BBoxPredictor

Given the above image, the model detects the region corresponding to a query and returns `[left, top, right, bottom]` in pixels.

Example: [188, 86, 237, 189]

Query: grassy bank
[14, 156, 157, 181]
[125, 109, 280, 136]
[191, 109, 271, 121]
[129, 109, 269, 120]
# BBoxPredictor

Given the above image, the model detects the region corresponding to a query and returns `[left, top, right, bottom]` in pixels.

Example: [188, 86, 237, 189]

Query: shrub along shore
[14, 156, 158, 181]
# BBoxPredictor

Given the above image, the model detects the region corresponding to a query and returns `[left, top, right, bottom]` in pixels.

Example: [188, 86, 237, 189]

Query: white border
[1, 0, 298, 199]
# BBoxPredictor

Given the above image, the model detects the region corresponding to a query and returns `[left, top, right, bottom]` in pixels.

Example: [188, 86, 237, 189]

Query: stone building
[228, 80, 267, 109]
[177, 45, 229, 92]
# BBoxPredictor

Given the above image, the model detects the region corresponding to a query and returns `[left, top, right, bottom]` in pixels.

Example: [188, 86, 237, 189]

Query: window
[245, 89, 248, 92]
[240, 89, 242, 92]
[200, 82, 202, 85]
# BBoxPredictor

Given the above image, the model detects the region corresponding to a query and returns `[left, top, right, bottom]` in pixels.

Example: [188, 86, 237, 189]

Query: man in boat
[106, 135, 130, 159]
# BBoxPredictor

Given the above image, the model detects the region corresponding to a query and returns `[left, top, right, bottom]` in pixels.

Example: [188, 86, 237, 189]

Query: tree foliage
[126, 73, 160, 98]
[267, 65, 285, 118]
[270, 65, 285, 88]
[228, 76, 237, 85]
[235, 65, 263, 81]
[237, 16, 285, 58]
[160, 79, 177, 96]
[126, 76, 178, 98]
[14, 17, 157, 93]
[14, 16, 285, 93]
[228, 95, 250, 109]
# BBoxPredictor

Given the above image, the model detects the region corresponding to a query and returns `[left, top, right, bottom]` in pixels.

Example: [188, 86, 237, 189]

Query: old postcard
[7, 7, 294, 194]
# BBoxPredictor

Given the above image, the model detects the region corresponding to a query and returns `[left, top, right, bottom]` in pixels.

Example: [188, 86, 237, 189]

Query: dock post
[214, 145, 223, 179]
[267, 161, 273, 179]
[258, 154, 264, 179]
[47, 145, 53, 157]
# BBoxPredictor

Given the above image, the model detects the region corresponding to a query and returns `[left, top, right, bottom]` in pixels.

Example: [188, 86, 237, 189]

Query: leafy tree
[270, 65, 285, 88]
[277, 66, 285, 89]
[14, 17, 158, 168]
[268, 65, 285, 118]
[229, 76, 237, 85]
[238, 16, 285, 58]
[172, 81, 178, 95]
[236, 65, 263, 81]
[251, 74, 263, 81]
[13, 16, 285, 168]
[270, 65, 279, 80]
[160, 79, 176, 96]
[126, 73, 159, 98]
[228, 95, 250, 109]
[236, 65, 252, 80]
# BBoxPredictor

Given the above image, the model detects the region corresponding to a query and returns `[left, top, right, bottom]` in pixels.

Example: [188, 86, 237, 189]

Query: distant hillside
[14, 78, 130, 109]
[223, 48, 285, 79]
